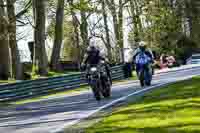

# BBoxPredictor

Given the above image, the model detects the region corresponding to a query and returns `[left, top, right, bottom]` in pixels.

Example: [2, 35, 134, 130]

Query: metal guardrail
[186, 54, 200, 65]
[186, 57, 192, 64]
[0, 65, 126, 102]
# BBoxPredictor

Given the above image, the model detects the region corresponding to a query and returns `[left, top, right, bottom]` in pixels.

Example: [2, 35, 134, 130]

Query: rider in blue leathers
[133, 41, 154, 86]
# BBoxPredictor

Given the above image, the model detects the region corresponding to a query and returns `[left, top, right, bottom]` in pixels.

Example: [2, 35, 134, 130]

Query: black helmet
[87, 45, 99, 56]
[90, 45, 97, 51]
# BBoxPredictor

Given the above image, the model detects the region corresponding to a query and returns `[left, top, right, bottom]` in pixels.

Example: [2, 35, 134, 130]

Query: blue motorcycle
[135, 52, 153, 87]
[136, 63, 153, 87]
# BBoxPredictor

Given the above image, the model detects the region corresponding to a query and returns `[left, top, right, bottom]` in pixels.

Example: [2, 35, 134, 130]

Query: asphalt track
[0, 65, 200, 133]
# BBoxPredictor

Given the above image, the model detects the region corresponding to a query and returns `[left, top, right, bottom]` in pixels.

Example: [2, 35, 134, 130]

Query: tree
[68, 0, 81, 66]
[0, 0, 10, 80]
[127, 0, 200, 61]
[60, 21, 81, 62]
[107, 0, 127, 63]
[129, 0, 143, 42]
[33, 0, 48, 75]
[68, 0, 92, 63]
[102, 0, 112, 62]
[118, 0, 124, 63]
[107, 0, 120, 62]
[7, 0, 23, 79]
[50, 0, 65, 71]
[79, 0, 90, 61]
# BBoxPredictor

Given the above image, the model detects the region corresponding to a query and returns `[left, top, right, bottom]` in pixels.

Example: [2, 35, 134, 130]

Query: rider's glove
[80, 64, 86, 71]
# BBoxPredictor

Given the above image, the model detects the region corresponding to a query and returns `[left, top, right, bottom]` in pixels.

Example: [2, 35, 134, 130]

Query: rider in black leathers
[81, 45, 112, 84]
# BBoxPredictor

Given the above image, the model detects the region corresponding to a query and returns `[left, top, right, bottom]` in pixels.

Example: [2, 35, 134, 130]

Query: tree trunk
[68, 0, 81, 67]
[134, 0, 143, 34]
[107, 0, 119, 43]
[80, 0, 89, 60]
[7, 0, 23, 79]
[107, 0, 121, 63]
[118, 0, 124, 63]
[33, 0, 48, 75]
[102, 0, 112, 62]
[80, 12, 89, 46]
[0, 0, 9, 80]
[129, 0, 139, 41]
[50, 0, 64, 71]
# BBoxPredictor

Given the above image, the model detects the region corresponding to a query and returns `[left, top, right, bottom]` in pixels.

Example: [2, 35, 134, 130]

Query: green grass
[47, 71, 79, 77]
[0, 80, 16, 84]
[87, 77, 200, 133]
[0, 71, 79, 83]
[12, 86, 89, 105]
[31, 71, 79, 79]
[5, 72, 136, 105]
[131, 71, 137, 80]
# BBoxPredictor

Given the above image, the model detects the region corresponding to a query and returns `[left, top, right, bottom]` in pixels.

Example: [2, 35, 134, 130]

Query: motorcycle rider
[81, 45, 112, 84]
[133, 41, 154, 82]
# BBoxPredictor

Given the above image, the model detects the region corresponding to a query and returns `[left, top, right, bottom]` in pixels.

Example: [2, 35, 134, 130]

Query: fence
[0, 65, 126, 103]
[186, 54, 200, 65]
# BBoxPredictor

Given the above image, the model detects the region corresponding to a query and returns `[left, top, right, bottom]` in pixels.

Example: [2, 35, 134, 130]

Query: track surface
[0, 66, 200, 133]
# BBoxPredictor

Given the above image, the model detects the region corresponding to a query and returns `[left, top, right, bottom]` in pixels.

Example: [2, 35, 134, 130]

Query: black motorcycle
[87, 62, 111, 101]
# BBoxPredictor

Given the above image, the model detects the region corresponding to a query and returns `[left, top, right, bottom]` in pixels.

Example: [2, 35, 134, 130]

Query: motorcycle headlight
[90, 67, 97, 72]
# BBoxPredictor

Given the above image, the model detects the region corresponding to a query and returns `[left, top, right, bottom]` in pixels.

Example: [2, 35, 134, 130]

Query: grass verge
[86, 76, 200, 133]
[0, 80, 16, 84]
[7, 73, 137, 105]
[12, 86, 90, 105]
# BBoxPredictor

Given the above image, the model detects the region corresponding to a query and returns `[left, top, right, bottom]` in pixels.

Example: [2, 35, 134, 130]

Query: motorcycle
[87, 62, 111, 101]
[137, 63, 153, 87]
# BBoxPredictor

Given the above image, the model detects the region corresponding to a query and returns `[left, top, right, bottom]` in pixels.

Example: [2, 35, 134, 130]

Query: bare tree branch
[24, 14, 35, 28]
[16, 0, 32, 18]
[90, 32, 107, 45]
[89, 17, 103, 33]
[16, 19, 28, 26]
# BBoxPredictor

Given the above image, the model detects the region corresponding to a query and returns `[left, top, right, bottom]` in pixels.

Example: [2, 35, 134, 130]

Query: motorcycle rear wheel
[92, 87, 101, 101]
[102, 81, 111, 98]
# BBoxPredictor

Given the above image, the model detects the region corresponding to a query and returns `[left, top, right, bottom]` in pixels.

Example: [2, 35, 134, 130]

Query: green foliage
[61, 21, 79, 61]
[47, 18, 56, 38]
[143, 1, 182, 52]
[47, 17, 79, 61]
[71, 0, 98, 13]
[31, 64, 40, 79]
[129, 0, 200, 61]
[175, 35, 199, 61]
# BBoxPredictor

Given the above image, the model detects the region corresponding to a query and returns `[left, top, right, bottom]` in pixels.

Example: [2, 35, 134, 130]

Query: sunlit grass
[0, 80, 16, 84]
[47, 71, 80, 77]
[12, 86, 89, 105]
[31, 71, 79, 79]
[5, 71, 136, 105]
[87, 77, 200, 133]
[131, 71, 137, 80]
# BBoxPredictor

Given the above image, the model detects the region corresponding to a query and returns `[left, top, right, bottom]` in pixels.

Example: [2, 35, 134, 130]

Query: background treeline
[0, 0, 200, 80]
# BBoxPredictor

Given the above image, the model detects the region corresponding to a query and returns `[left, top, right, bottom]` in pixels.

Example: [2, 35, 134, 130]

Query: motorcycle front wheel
[139, 70, 145, 87]
[145, 66, 152, 86]
[90, 80, 101, 101]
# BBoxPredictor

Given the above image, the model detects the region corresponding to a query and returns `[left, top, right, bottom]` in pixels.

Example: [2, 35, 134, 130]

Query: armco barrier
[0, 65, 126, 102]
